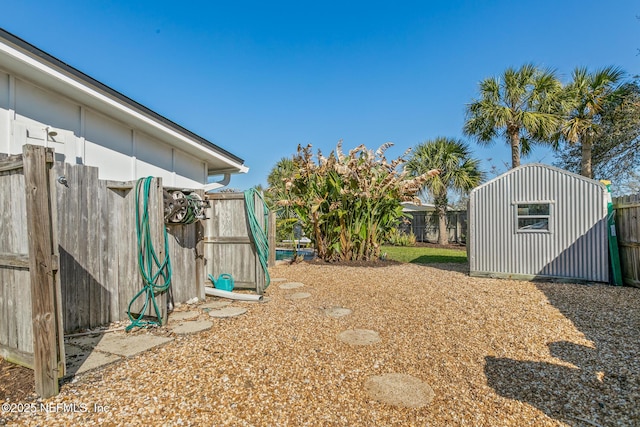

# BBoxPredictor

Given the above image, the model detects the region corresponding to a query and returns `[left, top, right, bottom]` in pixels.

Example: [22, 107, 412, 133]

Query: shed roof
[401, 201, 436, 212]
[471, 163, 607, 194]
[0, 28, 247, 175]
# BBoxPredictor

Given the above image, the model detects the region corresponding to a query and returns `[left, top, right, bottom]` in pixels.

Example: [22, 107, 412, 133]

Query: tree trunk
[437, 206, 448, 245]
[580, 136, 593, 178]
[509, 128, 521, 168]
[312, 211, 325, 258]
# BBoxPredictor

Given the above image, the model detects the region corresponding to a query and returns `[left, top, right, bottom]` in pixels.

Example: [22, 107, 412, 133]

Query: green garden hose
[244, 188, 271, 290]
[126, 177, 172, 331]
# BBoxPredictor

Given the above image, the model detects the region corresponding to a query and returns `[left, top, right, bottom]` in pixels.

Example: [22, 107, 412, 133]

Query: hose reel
[163, 189, 208, 224]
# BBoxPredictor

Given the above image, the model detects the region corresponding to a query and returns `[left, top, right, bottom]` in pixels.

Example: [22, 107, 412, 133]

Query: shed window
[516, 203, 550, 231]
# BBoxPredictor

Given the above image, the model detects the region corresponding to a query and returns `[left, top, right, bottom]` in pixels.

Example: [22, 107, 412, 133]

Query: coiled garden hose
[244, 188, 271, 290]
[126, 177, 172, 331]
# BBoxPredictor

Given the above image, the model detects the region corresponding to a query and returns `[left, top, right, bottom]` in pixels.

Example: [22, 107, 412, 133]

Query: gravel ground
[2, 261, 639, 426]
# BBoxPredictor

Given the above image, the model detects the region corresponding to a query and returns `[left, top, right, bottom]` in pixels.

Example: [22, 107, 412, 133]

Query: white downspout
[203, 173, 231, 193]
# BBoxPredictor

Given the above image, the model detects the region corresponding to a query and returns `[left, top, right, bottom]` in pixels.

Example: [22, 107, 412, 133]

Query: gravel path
[3, 261, 639, 426]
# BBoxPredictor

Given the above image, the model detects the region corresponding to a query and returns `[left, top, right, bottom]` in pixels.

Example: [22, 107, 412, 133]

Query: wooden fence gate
[614, 194, 640, 287]
[0, 145, 65, 397]
[204, 192, 268, 294]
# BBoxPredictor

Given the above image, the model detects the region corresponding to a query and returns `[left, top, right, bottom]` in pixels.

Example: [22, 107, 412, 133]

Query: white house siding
[15, 77, 80, 134]
[469, 164, 609, 283]
[135, 130, 172, 182]
[174, 149, 207, 188]
[0, 71, 10, 154]
[84, 109, 133, 180]
[0, 72, 207, 188]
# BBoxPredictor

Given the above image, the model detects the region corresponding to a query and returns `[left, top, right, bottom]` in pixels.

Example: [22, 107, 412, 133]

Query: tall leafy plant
[278, 142, 437, 262]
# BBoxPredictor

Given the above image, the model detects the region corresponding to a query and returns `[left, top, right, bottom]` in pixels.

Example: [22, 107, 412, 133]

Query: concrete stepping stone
[170, 320, 213, 335]
[324, 306, 352, 318]
[280, 282, 305, 289]
[67, 332, 172, 357]
[364, 373, 435, 408]
[169, 310, 200, 321]
[337, 329, 381, 345]
[95, 333, 172, 357]
[201, 301, 232, 310]
[285, 292, 311, 300]
[208, 307, 247, 318]
[65, 344, 120, 376]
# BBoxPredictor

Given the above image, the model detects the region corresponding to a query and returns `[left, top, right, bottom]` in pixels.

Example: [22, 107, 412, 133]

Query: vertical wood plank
[105, 185, 122, 321]
[96, 180, 108, 326]
[23, 145, 59, 398]
[77, 164, 90, 329]
[268, 211, 276, 267]
[119, 181, 138, 322]
[85, 166, 101, 328]
[167, 224, 186, 304]
[0, 167, 9, 350]
[47, 164, 65, 377]
[151, 178, 167, 324]
[118, 181, 136, 320]
[166, 225, 178, 305]
[60, 163, 79, 332]
[195, 220, 205, 300]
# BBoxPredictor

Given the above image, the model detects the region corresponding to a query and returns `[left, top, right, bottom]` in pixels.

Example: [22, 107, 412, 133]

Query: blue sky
[2, 1, 639, 190]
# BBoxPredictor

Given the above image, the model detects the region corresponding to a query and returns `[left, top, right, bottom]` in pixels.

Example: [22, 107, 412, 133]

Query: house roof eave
[0, 28, 246, 169]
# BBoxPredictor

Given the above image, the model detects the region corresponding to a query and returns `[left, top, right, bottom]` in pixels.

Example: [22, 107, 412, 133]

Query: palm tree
[405, 137, 484, 245]
[560, 66, 625, 178]
[464, 64, 564, 168]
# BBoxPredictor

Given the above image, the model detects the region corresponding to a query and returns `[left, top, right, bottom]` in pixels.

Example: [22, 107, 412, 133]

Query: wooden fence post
[268, 211, 276, 267]
[23, 145, 60, 398]
[195, 220, 206, 301]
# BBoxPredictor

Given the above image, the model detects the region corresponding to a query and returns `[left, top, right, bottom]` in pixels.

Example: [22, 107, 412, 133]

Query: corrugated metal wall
[469, 164, 609, 282]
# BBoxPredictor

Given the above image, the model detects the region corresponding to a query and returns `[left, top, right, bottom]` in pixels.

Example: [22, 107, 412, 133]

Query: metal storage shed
[468, 163, 609, 283]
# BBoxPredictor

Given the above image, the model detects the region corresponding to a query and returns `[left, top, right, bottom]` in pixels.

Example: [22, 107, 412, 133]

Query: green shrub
[386, 229, 417, 246]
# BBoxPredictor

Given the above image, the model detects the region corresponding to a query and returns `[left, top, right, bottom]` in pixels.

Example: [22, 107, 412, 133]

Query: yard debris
[2, 262, 639, 426]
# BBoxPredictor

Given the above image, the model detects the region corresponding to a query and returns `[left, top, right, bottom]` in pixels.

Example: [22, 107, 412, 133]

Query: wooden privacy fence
[400, 210, 467, 243]
[0, 145, 65, 398]
[52, 162, 205, 333]
[614, 194, 640, 287]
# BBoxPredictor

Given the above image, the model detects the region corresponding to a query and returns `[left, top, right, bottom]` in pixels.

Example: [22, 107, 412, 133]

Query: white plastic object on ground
[204, 286, 263, 301]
